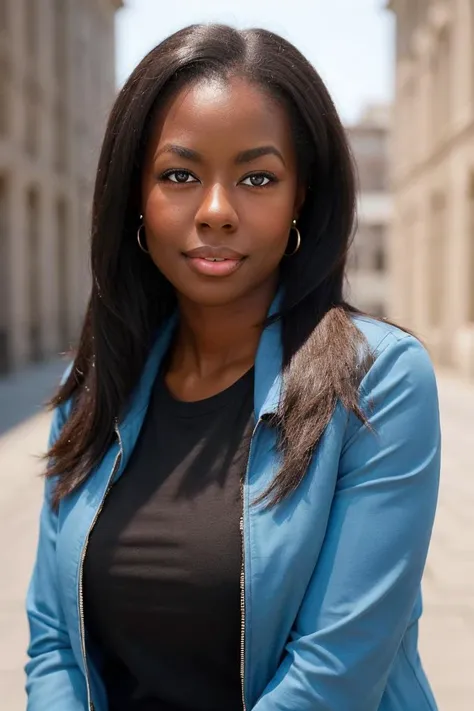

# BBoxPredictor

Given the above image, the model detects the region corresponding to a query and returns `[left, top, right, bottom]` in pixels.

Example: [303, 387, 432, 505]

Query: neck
[171, 282, 277, 379]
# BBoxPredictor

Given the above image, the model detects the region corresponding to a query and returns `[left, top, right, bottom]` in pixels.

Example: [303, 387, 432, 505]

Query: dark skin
[141, 76, 305, 401]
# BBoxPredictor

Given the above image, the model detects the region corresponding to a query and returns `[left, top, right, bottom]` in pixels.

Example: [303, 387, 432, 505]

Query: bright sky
[115, 0, 394, 125]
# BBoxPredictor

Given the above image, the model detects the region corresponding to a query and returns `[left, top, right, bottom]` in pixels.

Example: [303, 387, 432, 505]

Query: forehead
[148, 76, 295, 156]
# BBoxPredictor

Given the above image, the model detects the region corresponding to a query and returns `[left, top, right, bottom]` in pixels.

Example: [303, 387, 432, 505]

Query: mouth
[183, 246, 247, 277]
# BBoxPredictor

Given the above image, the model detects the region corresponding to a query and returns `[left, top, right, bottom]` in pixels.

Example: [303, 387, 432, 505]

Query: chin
[174, 277, 262, 309]
[181, 286, 246, 308]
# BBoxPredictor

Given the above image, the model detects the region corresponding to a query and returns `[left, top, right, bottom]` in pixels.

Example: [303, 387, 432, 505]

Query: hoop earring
[284, 219, 301, 257]
[137, 223, 149, 254]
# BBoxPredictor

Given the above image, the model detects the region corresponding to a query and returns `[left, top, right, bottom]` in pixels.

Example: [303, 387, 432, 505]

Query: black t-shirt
[83, 366, 254, 711]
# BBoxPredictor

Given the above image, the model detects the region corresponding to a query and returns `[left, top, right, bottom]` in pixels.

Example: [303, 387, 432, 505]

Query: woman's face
[141, 76, 303, 308]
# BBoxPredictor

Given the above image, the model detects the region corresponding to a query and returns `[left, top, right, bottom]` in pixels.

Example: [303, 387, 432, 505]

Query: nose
[195, 183, 239, 233]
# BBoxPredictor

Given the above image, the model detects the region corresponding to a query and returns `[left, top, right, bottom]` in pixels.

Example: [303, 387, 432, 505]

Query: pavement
[0, 358, 67, 436]
[0, 362, 473, 710]
[418, 372, 474, 710]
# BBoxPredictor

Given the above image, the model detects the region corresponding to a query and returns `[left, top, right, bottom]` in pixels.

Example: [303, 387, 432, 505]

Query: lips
[184, 246, 245, 260]
[183, 245, 246, 277]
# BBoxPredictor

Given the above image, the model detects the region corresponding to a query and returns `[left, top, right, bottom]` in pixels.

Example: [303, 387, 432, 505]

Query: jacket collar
[253, 291, 283, 419]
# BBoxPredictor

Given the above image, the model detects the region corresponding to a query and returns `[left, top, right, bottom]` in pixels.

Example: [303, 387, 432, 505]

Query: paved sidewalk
[418, 372, 474, 711]
[0, 359, 69, 706]
[0, 364, 472, 710]
[0, 412, 49, 707]
[0, 358, 67, 435]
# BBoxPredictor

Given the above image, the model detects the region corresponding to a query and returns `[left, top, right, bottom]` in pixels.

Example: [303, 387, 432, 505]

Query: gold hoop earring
[285, 219, 301, 257]
[137, 223, 149, 254]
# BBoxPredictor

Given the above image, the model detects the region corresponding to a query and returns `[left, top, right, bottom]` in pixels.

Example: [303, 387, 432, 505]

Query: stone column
[9, 0, 28, 366]
[451, 0, 473, 128]
[10, 173, 29, 367]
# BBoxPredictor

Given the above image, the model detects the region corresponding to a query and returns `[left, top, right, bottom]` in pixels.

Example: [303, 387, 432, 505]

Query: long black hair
[47, 24, 375, 507]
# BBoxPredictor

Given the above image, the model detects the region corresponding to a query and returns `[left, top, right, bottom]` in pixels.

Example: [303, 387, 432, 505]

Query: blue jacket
[25, 311, 441, 711]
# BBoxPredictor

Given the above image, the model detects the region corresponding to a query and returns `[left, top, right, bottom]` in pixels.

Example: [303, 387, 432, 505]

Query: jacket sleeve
[25, 403, 86, 711]
[253, 335, 441, 711]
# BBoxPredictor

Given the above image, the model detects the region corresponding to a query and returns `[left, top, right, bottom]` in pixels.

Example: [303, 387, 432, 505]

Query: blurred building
[0, 0, 122, 375]
[388, 0, 474, 378]
[346, 104, 392, 317]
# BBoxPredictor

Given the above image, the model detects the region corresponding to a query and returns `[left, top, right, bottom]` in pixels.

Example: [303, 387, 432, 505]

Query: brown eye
[161, 169, 198, 184]
[174, 171, 191, 183]
[241, 173, 275, 187]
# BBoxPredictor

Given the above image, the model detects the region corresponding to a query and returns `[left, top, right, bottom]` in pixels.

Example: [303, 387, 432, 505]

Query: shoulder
[351, 314, 413, 354]
[350, 315, 438, 405]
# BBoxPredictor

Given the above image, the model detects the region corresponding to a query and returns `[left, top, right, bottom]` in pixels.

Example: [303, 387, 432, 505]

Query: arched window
[26, 187, 42, 362]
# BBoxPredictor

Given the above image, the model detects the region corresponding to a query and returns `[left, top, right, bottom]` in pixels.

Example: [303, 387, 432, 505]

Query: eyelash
[158, 169, 278, 188]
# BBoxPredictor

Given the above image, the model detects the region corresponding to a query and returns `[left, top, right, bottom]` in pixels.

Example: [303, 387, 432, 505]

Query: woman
[25, 24, 441, 711]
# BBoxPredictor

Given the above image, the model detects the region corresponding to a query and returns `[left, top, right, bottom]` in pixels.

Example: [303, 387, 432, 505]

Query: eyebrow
[154, 143, 286, 166]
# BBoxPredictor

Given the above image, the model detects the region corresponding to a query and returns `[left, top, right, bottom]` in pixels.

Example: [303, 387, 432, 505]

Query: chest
[53, 401, 347, 688]
[83, 395, 254, 602]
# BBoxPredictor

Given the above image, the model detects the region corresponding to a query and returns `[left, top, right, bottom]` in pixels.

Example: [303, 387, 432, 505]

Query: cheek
[248, 178, 298, 238]
[143, 189, 195, 245]
[249, 204, 293, 253]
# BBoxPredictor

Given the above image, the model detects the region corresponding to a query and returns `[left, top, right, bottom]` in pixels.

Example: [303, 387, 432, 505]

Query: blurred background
[0, 1, 472, 709]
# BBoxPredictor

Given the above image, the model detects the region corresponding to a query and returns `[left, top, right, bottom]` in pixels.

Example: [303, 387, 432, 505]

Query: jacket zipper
[77, 416, 259, 711]
[78, 419, 123, 711]
[239, 512, 246, 711]
[240, 417, 261, 711]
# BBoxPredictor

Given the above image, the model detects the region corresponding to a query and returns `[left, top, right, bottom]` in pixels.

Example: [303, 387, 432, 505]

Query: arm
[25, 402, 86, 711]
[253, 335, 441, 711]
